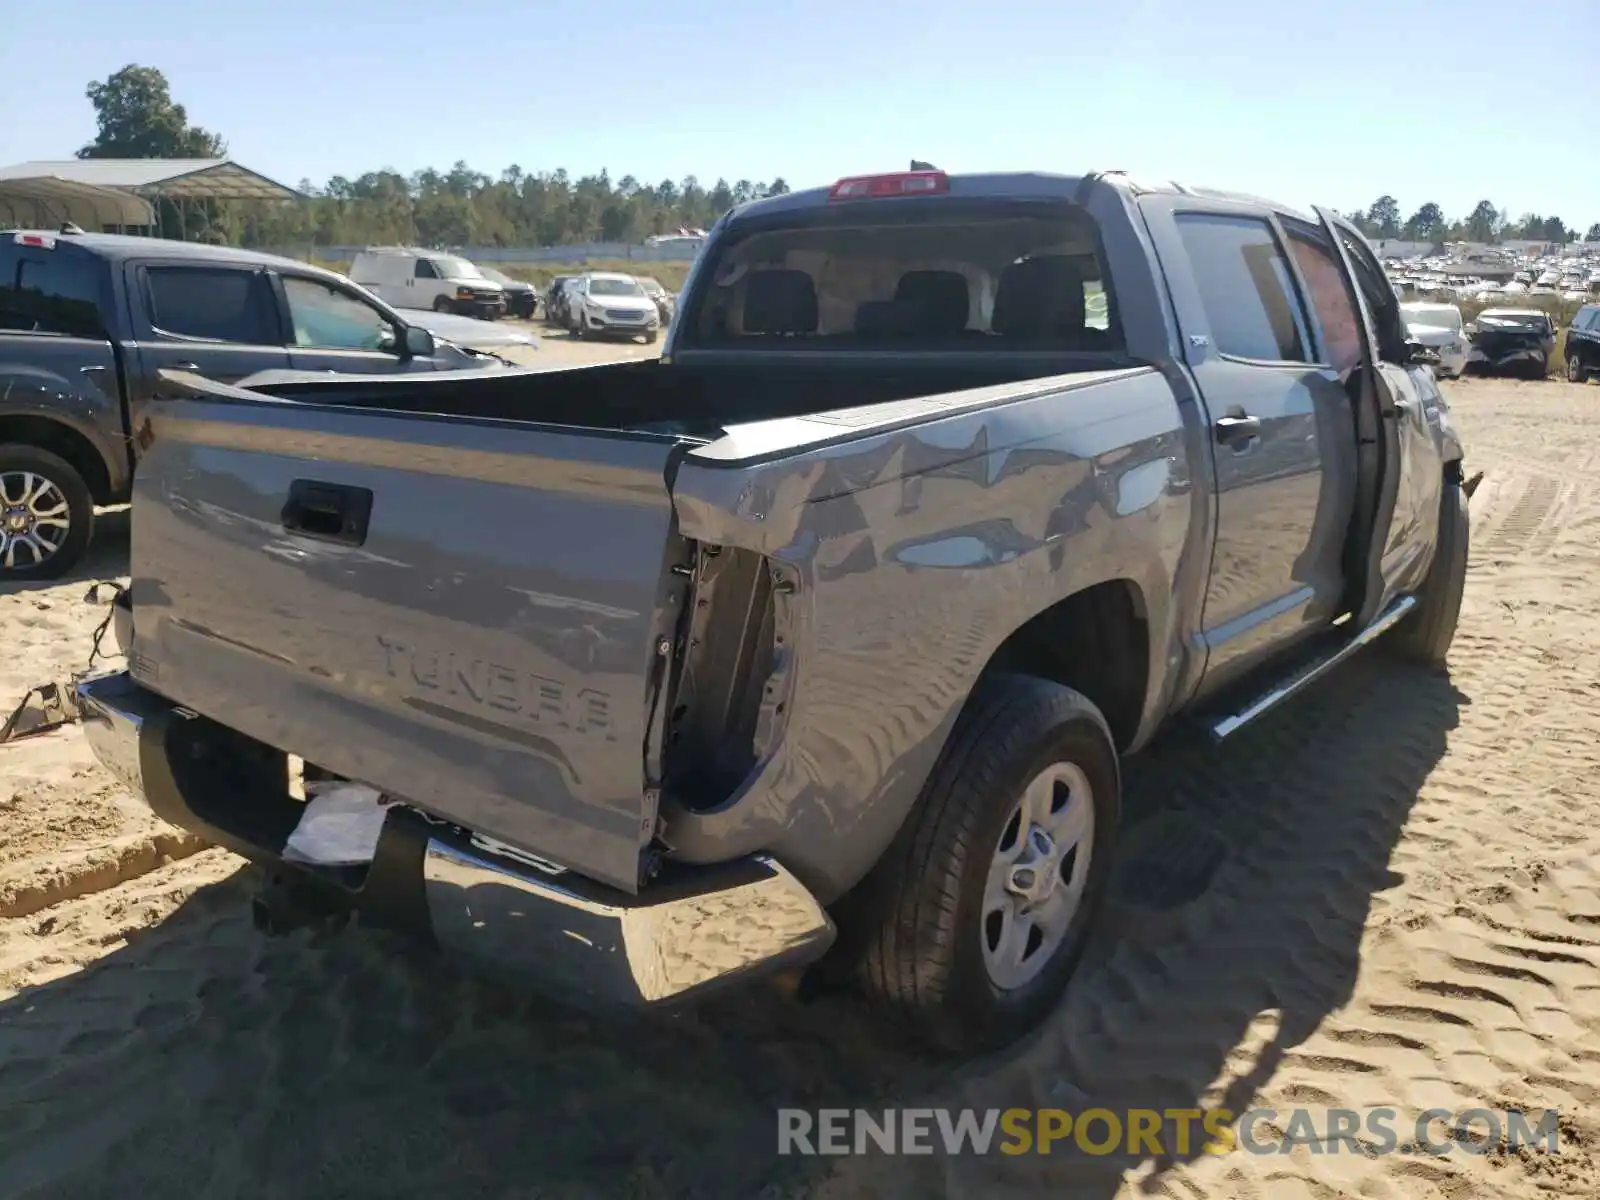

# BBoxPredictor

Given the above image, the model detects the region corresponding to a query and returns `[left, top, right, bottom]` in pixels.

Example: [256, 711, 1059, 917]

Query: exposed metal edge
[1462, 470, 1485, 502]
[1209, 594, 1418, 742]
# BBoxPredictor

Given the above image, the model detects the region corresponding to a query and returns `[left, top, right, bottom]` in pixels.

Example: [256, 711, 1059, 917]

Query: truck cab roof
[721, 170, 1315, 228]
[6, 229, 354, 287]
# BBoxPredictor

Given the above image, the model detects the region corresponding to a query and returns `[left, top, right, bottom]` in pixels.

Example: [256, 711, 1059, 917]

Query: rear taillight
[828, 170, 949, 201]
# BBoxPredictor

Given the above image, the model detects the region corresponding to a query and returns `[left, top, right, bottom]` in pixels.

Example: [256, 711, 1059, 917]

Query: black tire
[646, 329, 659, 344]
[1386, 482, 1468, 668]
[0, 444, 94, 581]
[1568, 354, 1589, 384]
[432, 296, 453, 314]
[850, 674, 1120, 1054]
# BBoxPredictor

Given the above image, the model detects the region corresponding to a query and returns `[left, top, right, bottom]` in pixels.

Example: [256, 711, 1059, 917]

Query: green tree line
[249, 165, 790, 249]
[75, 67, 1600, 250]
[77, 66, 789, 248]
[1346, 194, 1600, 246]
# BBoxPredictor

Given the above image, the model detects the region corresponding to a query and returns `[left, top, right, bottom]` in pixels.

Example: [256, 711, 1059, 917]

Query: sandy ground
[2, 369, 1599, 1198]
[490, 317, 664, 369]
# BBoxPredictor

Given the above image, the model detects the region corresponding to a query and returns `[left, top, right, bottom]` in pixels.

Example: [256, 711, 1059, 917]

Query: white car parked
[565, 273, 661, 343]
[350, 248, 507, 320]
[1401, 301, 1469, 379]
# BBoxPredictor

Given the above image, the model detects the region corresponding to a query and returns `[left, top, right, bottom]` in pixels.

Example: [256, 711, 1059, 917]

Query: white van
[349, 248, 506, 320]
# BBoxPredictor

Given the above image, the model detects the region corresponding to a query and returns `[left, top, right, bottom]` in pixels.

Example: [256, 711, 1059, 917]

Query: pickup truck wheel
[1569, 355, 1588, 384]
[1385, 482, 1468, 668]
[853, 675, 1119, 1054]
[432, 297, 452, 314]
[0, 445, 93, 581]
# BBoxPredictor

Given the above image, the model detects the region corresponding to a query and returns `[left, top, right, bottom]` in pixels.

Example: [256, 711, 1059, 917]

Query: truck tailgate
[129, 395, 693, 892]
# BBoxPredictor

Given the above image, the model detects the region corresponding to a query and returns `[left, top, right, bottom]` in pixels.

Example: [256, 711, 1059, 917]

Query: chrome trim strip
[1210, 594, 1418, 741]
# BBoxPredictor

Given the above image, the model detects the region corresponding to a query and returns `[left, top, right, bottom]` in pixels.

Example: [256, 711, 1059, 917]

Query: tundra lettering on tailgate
[376, 635, 617, 740]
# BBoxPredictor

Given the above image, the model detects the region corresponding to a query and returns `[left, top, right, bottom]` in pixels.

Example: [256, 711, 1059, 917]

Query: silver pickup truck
[78, 169, 1470, 1054]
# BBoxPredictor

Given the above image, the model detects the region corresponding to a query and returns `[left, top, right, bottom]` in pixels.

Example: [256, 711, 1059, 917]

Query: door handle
[1214, 413, 1262, 446]
[170, 361, 200, 371]
[281, 479, 373, 546]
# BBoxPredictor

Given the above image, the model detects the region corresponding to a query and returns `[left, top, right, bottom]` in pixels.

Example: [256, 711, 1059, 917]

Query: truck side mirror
[402, 325, 436, 358]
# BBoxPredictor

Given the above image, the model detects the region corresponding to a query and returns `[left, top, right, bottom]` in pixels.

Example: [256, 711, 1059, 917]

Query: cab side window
[414, 259, 438, 280]
[1175, 213, 1313, 363]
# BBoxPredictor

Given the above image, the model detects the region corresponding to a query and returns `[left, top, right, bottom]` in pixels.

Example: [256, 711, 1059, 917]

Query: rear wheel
[850, 674, 1120, 1054]
[1569, 354, 1589, 384]
[1385, 482, 1468, 668]
[0, 445, 94, 581]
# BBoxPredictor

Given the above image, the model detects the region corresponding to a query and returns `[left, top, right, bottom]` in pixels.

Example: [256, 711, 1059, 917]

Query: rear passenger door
[125, 262, 290, 405]
[1141, 199, 1358, 691]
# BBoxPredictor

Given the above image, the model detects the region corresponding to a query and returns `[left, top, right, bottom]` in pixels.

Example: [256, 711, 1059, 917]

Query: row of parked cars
[542, 271, 676, 342]
[346, 247, 681, 343]
[1401, 298, 1598, 382]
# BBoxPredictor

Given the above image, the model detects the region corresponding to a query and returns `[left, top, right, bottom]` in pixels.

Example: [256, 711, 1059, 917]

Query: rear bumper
[76, 671, 835, 1006]
[589, 323, 658, 339]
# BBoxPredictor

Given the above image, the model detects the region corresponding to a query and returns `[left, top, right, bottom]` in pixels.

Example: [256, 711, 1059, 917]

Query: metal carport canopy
[0, 159, 303, 229]
[0, 175, 155, 228]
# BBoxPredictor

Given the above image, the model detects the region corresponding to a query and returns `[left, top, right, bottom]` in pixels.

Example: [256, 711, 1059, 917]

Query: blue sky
[3, 0, 1596, 229]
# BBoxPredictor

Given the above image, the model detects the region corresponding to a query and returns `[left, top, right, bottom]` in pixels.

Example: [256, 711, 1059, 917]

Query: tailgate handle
[281, 480, 373, 546]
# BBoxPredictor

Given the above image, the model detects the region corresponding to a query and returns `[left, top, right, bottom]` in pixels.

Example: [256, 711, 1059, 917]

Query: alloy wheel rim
[0, 471, 71, 569]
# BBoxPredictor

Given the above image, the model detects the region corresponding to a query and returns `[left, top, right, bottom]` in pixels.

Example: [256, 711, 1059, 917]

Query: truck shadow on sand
[0, 651, 1462, 1199]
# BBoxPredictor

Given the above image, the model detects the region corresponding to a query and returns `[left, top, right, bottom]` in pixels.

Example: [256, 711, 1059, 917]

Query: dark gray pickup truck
[77, 169, 1472, 1053]
[0, 230, 497, 578]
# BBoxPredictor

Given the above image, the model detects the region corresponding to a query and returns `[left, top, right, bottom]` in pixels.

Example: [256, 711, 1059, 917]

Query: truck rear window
[682, 203, 1118, 353]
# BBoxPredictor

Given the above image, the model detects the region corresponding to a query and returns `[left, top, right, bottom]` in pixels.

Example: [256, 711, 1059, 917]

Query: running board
[1207, 594, 1419, 742]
